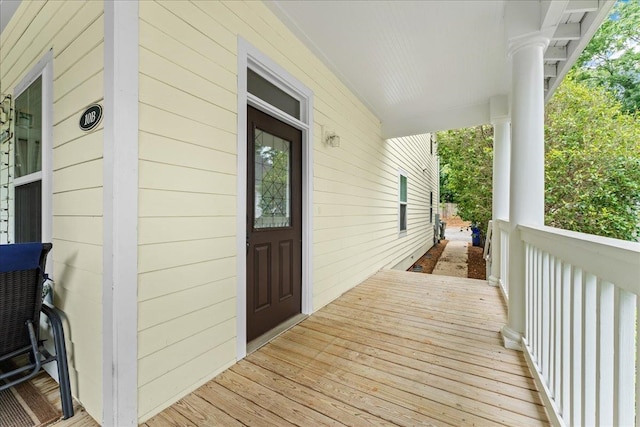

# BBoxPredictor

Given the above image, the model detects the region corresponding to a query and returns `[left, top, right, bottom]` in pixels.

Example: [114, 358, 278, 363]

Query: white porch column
[103, 0, 139, 425]
[489, 96, 510, 288]
[501, 36, 548, 350]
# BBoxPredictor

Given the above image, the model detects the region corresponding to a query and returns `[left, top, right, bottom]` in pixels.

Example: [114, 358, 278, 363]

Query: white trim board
[236, 37, 314, 360]
[103, 1, 139, 426]
[398, 168, 408, 237]
[11, 49, 55, 378]
[11, 50, 53, 249]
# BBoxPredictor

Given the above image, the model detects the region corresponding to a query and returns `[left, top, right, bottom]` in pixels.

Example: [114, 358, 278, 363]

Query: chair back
[0, 243, 52, 355]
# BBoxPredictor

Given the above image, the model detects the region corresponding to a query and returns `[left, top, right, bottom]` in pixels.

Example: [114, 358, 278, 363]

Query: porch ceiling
[266, 0, 615, 138]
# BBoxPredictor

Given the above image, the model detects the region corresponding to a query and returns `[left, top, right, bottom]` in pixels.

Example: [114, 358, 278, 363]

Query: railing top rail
[518, 224, 640, 295]
[495, 218, 510, 232]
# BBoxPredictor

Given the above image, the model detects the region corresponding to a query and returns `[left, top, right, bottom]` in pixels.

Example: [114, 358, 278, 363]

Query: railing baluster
[542, 251, 550, 385]
[597, 280, 614, 426]
[582, 273, 597, 426]
[500, 228, 509, 297]
[536, 249, 543, 367]
[629, 295, 640, 427]
[531, 244, 536, 356]
[571, 267, 583, 426]
[561, 263, 571, 424]
[532, 245, 537, 356]
[525, 243, 531, 343]
[553, 257, 562, 403]
[548, 254, 556, 395]
[612, 288, 620, 427]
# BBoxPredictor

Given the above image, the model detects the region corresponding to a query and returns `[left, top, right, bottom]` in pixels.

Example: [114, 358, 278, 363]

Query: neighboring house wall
[136, 0, 437, 420]
[0, 0, 105, 421]
[384, 134, 439, 272]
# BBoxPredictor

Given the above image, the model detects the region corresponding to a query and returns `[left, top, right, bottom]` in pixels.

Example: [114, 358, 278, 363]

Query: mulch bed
[410, 242, 487, 280]
[407, 240, 449, 274]
[467, 245, 487, 280]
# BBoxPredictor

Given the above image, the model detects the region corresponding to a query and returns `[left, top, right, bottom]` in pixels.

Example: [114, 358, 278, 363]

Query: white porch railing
[516, 225, 640, 426]
[496, 219, 510, 298]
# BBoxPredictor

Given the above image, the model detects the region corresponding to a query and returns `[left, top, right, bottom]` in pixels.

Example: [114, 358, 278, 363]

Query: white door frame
[236, 37, 314, 359]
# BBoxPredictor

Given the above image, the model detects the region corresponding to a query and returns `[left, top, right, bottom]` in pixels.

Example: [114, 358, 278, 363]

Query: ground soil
[441, 215, 469, 228]
[408, 215, 487, 280]
[467, 245, 486, 280]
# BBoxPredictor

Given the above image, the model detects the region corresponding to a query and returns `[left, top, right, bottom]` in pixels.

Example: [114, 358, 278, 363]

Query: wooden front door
[246, 106, 302, 342]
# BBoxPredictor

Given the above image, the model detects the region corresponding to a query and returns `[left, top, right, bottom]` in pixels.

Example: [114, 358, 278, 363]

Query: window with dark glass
[430, 191, 434, 223]
[14, 77, 42, 243]
[248, 69, 300, 119]
[399, 173, 407, 233]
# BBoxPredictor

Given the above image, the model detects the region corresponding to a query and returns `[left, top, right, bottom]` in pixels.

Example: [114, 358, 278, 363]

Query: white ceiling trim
[545, 0, 615, 102]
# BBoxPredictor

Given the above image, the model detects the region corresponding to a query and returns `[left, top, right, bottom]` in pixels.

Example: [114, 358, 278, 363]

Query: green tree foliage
[437, 125, 494, 235]
[438, 77, 640, 242]
[438, 1, 640, 242]
[439, 164, 455, 203]
[545, 75, 640, 240]
[574, 0, 640, 113]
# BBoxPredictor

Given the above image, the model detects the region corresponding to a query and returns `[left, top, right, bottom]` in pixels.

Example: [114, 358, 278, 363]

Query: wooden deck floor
[143, 270, 549, 426]
[32, 372, 98, 426]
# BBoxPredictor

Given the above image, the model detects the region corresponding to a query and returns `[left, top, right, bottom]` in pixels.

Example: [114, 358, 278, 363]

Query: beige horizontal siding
[312, 132, 438, 308]
[138, 259, 235, 303]
[53, 129, 103, 170]
[137, 0, 438, 421]
[0, 0, 104, 421]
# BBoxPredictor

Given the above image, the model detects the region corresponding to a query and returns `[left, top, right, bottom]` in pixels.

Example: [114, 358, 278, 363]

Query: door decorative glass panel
[254, 128, 291, 229]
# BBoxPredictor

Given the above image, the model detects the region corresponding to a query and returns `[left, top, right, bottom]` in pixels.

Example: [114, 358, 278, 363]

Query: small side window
[430, 191, 433, 223]
[247, 68, 300, 119]
[399, 171, 407, 234]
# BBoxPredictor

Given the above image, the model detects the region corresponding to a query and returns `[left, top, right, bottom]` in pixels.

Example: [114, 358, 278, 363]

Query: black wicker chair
[0, 242, 74, 419]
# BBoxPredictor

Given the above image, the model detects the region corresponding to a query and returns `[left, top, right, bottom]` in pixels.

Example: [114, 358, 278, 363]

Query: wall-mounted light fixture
[322, 126, 341, 148]
[0, 94, 12, 126]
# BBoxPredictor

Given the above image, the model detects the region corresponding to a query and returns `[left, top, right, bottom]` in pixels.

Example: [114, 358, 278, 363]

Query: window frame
[11, 51, 53, 245]
[430, 191, 434, 223]
[14, 76, 43, 188]
[398, 169, 408, 236]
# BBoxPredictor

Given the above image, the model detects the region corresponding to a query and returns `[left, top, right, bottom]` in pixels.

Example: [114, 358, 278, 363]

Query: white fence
[518, 225, 640, 426]
[439, 203, 458, 218]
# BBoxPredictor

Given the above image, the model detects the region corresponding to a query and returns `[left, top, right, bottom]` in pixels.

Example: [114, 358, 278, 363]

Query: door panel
[253, 243, 272, 312]
[279, 240, 293, 301]
[247, 106, 302, 342]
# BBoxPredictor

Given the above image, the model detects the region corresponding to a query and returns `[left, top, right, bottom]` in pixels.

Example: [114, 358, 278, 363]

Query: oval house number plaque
[79, 104, 103, 131]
